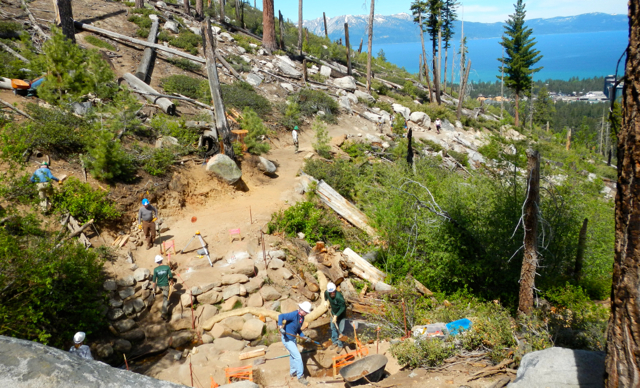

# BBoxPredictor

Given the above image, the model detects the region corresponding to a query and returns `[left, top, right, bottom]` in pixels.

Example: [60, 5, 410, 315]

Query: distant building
[604, 75, 624, 100]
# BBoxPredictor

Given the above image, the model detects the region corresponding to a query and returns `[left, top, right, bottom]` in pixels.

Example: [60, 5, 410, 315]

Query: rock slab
[508, 347, 604, 388]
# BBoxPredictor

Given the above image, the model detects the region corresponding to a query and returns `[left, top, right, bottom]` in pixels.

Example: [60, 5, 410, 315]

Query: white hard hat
[155, 255, 163, 263]
[327, 282, 336, 293]
[73, 332, 86, 344]
[299, 301, 312, 314]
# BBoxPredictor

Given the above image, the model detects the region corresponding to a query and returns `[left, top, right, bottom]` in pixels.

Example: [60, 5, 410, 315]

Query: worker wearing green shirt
[151, 255, 174, 321]
[324, 282, 347, 349]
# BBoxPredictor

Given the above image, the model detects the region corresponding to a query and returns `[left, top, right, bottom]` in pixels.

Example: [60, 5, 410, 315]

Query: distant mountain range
[303, 12, 628, 45]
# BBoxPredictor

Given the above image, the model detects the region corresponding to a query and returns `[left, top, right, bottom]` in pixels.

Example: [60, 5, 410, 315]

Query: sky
[262, 0, 628, 24]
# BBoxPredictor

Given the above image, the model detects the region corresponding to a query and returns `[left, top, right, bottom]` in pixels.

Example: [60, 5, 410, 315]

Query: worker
[292, 126, 299, 153]
[377, 116, 384, 133]
[69, 332, 93, 360]
[324, 282, 347, 350]
[30, 161, 59, 212]
[278, 301, 312, 386]
[151, 255, 174, 321]
[137, 198, 158, 250]
[435, 118, 442, 134]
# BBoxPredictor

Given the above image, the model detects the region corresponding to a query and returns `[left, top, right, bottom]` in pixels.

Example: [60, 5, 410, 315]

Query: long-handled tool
[284, 331, 327, 348]
[329, 311, 350, 343]
[253, 350, 317, 366]
[180, 230, 213, 266]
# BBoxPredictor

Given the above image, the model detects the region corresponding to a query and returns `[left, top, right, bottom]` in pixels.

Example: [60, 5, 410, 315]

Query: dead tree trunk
[417, 13, 433, 103]
[219, 0, 225, 22]
[183, 0, 190, 15]
[357, 38, 363, 54]
[574, 218, 588, 282]
[566, 128, 572, 151]
[424, 55, 434, 104]
[605, 2, 640, 384]
[323, 12, 328, 38]
[302, 58, 307, 82]
[366, 0, 374, 92]
[234, 0, 240, 21]
[196, 0, 203, 19]
[123, 73, 175, 115]
[134, 20, 159, 83]
[52, 0, 75, 43]
[456, 59, 470, 119]
[135, 0, 144, 9]
[261, 0, 276, 51]
[518, 149, 540, 315]
[344, 22, 351, 75]
[297, 0, 303, 55]
[202, 17, 235, 160]
[278, 10, 284, 50]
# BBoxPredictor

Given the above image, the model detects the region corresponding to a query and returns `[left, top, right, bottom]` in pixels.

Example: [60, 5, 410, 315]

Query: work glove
[138, 224, 142, 230]
[152, 217, 157, 223]
[279, 326, 286, 336]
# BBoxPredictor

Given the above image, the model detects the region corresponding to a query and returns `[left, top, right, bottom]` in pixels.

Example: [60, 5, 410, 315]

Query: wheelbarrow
[339, 354, 388, 386]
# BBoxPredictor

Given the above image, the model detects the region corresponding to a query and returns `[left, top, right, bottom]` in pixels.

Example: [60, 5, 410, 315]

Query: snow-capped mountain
[303, 12, 627, 45]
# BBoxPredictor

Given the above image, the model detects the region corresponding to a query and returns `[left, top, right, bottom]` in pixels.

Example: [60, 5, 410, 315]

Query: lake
[373, 30, 628, 82]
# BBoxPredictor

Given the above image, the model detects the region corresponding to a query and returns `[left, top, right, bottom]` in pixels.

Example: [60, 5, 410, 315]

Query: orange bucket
[11, 79, 30, 90]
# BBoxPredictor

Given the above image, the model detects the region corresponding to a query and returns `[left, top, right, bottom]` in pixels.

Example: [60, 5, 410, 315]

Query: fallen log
[406, 274, 433, 296]
[467, 359, 514, 382]
[304, 271, 320, 292]
[215, 51, 242, 81]
[0, 41, 30, 63]
[239, 349, 266, 360]
[134, 20, 159, 83]
[123, 73, 176, 115]
[315, 179, 377, 237]
[342, 248, 385, 284]
[74, 20, 206, 63]
[0, 98, 33, 119]
[317, 263, 344, 286]
[20, 0, 49, 40]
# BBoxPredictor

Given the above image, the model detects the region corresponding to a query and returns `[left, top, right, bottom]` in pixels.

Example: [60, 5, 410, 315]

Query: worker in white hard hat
[151, 255, 174, 321]
[278, 301, 312, 386]
[324, 282, 347, 350]
[69, 331, 93, 360]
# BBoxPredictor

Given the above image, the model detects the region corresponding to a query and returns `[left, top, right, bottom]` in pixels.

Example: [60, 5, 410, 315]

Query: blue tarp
[446, 318, 472, 335]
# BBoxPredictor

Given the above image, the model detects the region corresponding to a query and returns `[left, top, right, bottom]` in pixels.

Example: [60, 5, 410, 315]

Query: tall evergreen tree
[498, 0, 542, 127]
[441, 0, 457, 92]
[533, 86, 555, 126]
[425, 0, 443, 104]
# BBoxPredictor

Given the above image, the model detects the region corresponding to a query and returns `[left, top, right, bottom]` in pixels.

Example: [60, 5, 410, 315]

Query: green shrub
[166, 57, 202, 71]
[392, 114, 406, 135]
[240, 108, 270, 155]
[83, 36, 116, 51]
[136, 28, 150, 38]
[295, 89, 339, 123]
[375, 101, 393, 115]
[52, 177, 121, 222]
[279, 101, 301, 129]
[221, 82, 272, 118]
[312, 119, 331, 158]
[84, 131, 135, 182]
[0, 21, 22, 35]
[32, 28, 117, 104]
[160, 74, 206, 100]
[128, 14, 153, 29]
[157, 30, 171, 41]
[0, 221, 107, 348]
[267, 201, 345, 244]
[420, 138, 443, 153]
[303, 158, 361, 201]
[341, 140, 369, 159]
[169, 31, 201, 55]
[140, 146, 178, 176]
[448, 149, 469, 167]
[149, 114, 199, 146]
[391, 338, 455, 368]
[309, 73, 327, 83]
[477, 136, 503, 160]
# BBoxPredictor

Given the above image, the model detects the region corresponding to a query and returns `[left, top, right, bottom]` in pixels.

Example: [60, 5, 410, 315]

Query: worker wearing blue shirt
[278, 301, 312, 386]
[30, 161, 59, 212]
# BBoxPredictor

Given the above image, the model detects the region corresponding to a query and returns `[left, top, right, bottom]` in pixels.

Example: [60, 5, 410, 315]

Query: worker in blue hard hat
[137, 198, 158, 250]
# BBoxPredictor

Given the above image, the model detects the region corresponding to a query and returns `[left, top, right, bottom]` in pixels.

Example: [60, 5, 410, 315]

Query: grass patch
[169, 31, 201, 55]
[166, 57, 202, 72]
[84, 36, 116, 51]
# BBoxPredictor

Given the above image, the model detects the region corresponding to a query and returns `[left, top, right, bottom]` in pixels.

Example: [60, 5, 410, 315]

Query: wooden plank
[118, 234, 130, 248]
[239, 349, 266, 360]
[342, 248, 385, 284]
[315, 180, 377, 236]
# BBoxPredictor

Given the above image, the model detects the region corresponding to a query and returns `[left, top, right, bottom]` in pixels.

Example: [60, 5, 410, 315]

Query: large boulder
[163, 20, 179, 34]
[276, 60, 302, 78]
[409, 111, 431, 127]
[119, 328, 145, 342]
[103, 279, 117, 291]
[241, 319, 265, 340]
[206, 154, 242, 184]
[441, 119, 456, 132]
[247, 293, 263, 307]
[133, 268, 150, 282]
[257, 157, 277, 174]
[320, 65, 332, 77]
[392, 104, 411, 120]
[210, 323, 233, 339]
[354, 90, 375, 103]
[363, 112, 383, 123]
[222, 316, 246, 332]
[245, 73, 263, 87]
[222, 274, 249, 285]
[339, 96, 351, 112]
[222, 284, 242, 300]
[0, 336, 187, 388]
[198, 289, 222, 305]
[244, 277, 264, 294]
[260, 286, 281, 301]
[334, 76, 357, 92]
[114, 319, 137, 333]
[508, 347, 605, 388]
[212, 337, 246, 352]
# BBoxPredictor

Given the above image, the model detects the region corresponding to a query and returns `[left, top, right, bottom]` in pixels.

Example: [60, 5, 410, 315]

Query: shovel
[284, 331, 328, 349]
[329, 311, 350, 343]
[253, 350, 317, 366]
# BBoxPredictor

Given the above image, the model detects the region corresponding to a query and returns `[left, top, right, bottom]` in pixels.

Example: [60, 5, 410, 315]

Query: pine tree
[425, 0, 443, 105]
[533, 86, 555, 126]
[441, 0, 457, 93]
[498, 0, 542, 127]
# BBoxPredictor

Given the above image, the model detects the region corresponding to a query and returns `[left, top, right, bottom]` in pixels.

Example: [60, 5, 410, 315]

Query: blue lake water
[373, 30, 628, 82]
